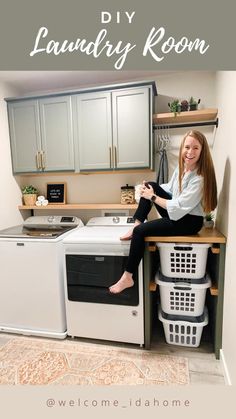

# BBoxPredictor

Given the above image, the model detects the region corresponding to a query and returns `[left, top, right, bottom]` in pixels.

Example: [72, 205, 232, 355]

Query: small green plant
[204, 212, 214, 228]
[168, 99, 181, 116]
[189, 97, 201, 110]
[205, 212, 214, 221]
[22, 185, 38, 195]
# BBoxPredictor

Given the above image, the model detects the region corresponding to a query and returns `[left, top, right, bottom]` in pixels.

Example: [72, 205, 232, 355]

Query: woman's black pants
[126, 182, 203, 274]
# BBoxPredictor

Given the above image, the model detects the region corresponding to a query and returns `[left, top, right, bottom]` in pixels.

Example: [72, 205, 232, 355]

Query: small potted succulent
[204, 212, 214, 229]
[22, 185, 38, 206]
[168, 99, 181, 116]
[180, 100, 189, 112]
[189, 97, 201, 111]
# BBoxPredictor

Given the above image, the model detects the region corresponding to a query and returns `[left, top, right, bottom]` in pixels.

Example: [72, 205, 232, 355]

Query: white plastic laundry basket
[156, 243, 211, 278]
[155, 272, 211, 316]
[158, 307, 208, 347]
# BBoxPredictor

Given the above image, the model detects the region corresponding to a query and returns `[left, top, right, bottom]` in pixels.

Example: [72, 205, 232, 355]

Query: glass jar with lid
[120, 184, 135, 204]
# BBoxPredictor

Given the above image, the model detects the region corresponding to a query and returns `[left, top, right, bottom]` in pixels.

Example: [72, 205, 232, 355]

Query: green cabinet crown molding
[5, 80, 157, 102]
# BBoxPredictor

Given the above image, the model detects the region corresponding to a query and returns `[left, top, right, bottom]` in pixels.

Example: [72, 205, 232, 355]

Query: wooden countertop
[145, 227, 226, 244]
[18, 203, 138, 210]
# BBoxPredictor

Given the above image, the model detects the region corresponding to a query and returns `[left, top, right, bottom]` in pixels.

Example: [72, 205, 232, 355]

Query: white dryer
[63, 217, 144, 346]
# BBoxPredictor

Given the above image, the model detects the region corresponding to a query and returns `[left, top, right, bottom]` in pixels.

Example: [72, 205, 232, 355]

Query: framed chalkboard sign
[46, 183, 66, 204]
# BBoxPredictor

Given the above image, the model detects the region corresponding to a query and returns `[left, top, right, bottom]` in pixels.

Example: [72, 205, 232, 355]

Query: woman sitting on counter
[109, 130, 217, 294]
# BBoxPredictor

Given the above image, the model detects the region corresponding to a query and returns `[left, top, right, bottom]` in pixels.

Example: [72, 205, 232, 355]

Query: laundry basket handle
[174, 245, 193, 251]
[173, 285, 192, 290]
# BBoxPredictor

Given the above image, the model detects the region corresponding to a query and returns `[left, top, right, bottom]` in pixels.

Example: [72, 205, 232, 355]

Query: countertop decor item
[180, 100, 189, 112]
[120, 184, 135, 204]
[168, 99, 181, 116]
[204, 212, 214, 228]
[21, 185, 38, 206]
[47, 183, 66, 204]
[189, 97, 201, 111]
[35, 195, 48, 206]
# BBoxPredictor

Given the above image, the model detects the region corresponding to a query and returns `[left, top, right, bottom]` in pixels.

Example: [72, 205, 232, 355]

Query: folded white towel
[37, 195, 45, 202]
[35, 200, 42, 206]
[42, 199, 48, 206]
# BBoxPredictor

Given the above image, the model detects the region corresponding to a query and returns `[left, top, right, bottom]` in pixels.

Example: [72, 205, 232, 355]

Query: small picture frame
[46, 183, 66, 204]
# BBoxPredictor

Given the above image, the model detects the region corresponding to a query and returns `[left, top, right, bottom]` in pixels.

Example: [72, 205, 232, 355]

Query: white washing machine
[0, 215, 83, 339]
[63, 216, 144, 346]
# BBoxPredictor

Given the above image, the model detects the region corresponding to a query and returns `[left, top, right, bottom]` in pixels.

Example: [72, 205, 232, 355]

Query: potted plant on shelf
[180, 100, 189, 112]
[204, 212, 214, 229]
[189, 97, 201, 111]
[22, 185, 38, 206]
[168, 99, 181, 116]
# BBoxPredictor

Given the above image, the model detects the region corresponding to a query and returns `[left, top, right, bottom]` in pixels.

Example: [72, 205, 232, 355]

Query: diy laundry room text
[29, 10, 210, 70]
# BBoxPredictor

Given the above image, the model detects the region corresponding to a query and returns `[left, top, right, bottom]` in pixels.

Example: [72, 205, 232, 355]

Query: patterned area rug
[0, 335, 189, 385]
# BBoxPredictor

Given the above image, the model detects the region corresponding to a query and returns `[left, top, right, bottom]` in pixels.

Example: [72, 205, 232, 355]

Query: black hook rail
[153, 118, 219, 130]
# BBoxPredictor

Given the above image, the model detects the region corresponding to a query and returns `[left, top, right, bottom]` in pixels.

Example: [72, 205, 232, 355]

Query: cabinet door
[39, 96, 74, 171]
[8, 100, 41, 173]
[74, 92, 112, 171]
[112, 87, 151, 169]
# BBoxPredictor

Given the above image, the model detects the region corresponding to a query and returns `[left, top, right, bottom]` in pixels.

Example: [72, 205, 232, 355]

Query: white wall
[155, 70, 216, 111]
[213, 72, 236, 384]
[0, 83, 23, 229]
[154, 71, 216, 174]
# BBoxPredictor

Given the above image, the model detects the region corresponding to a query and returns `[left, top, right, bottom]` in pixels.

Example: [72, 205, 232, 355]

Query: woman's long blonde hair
[178, 130, 217, 213]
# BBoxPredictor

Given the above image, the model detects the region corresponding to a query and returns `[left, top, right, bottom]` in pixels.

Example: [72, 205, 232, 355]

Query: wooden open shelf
[18, 203, 138, 210]
[153, 108, 218, 125]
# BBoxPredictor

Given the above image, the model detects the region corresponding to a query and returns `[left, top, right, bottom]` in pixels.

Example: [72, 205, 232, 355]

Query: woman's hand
[140, 181, 154, 200]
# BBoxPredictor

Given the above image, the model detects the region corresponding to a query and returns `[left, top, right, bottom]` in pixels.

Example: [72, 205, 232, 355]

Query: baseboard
[220, 349, 232, 385]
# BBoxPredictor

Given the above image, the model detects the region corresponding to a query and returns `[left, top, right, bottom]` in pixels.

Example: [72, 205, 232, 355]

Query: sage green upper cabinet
[73, 92, 112, 171]
[7, 100, 41, 173]
[112, 87, 150, 169]
[7, 81, 156, 174]
[74, 85, 153, 171]
[8, 96, 74, 173]
[39, 96, 74, 172]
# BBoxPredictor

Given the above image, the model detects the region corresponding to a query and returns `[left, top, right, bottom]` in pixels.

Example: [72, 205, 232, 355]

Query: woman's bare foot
[109, 272, 134, 294]
[120, 220, 141, 241]
[120, 229, 133, 240]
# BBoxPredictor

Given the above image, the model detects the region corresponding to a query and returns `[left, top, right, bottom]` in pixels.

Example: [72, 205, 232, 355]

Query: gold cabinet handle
[109, 146, 112, 168]
[36, 151, 41, 170]
[114, 146, 117, 168]
[41, 151, 46, 170]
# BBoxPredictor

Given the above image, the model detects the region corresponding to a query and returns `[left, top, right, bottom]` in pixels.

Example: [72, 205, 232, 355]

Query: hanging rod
[153, 118, 219, 130]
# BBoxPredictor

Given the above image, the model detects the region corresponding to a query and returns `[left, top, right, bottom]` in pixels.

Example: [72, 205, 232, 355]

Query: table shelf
[18, 203, 138, 210]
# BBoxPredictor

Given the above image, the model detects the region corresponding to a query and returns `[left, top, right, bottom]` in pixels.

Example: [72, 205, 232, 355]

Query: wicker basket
[23, 194, 37, 206]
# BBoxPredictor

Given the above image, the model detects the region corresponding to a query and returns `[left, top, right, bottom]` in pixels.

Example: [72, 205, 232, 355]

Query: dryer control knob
[112, 217, 120, 224]
[48, 215, 56, 223]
